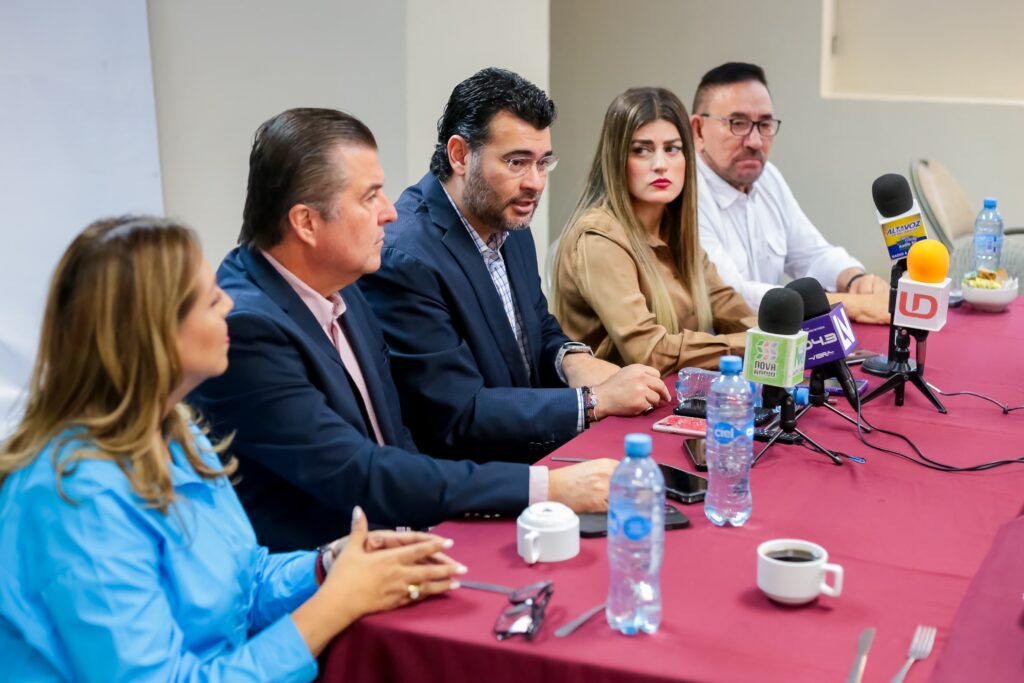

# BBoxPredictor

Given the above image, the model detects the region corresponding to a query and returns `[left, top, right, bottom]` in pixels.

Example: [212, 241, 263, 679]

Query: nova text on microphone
[743, 288, 807, 390]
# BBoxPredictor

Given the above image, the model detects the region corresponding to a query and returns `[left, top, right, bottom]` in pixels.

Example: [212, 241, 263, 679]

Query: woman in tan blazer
[551, 87, 756, 374]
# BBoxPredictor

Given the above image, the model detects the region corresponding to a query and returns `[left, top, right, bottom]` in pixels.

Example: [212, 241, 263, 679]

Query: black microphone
[872, 173, 914, 220]
[866, 173, 929, 378]
[785, 277, 861, 410]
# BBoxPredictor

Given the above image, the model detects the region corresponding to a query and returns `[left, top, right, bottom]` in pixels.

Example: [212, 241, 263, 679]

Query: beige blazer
[553, 207, 756, 373]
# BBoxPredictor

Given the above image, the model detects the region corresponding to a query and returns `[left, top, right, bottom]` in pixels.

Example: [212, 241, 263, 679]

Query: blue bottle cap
[719, 355, 742, 374]
[624, 433, 652, 458]
[793, 386, 810, 406]
[984, 197, 997, 209]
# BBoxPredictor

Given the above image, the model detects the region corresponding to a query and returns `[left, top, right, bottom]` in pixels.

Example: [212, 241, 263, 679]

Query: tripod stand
[864, 259, 917, 376]
[859, 325, 947, 413]
[803, 367, 870, 431]
[753, 386, 844, 465]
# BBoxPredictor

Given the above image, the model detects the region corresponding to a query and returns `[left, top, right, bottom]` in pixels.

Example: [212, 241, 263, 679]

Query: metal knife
[459, 580, 514, 595]
[846, 627, 876, 683]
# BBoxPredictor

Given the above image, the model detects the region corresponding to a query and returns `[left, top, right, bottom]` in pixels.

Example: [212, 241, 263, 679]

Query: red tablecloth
[929, 514, 1024, 682]
[320, 299, 1024, 683]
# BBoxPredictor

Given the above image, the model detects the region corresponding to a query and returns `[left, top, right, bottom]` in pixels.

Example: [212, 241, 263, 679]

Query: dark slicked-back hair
[239, 108, 377, 250]
[430, 67, 556, 181]
[692, 62, 769, 114]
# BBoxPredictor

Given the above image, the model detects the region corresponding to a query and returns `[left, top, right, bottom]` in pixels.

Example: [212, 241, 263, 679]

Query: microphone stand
[753, 386, 843, 466]
[805, 368, 870, 431]
[859, 325, 947, 413]
[864, 259, 917, 376]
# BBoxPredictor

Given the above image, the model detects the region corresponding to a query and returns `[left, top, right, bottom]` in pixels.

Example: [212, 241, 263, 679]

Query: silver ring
[407, 583, 421, 600]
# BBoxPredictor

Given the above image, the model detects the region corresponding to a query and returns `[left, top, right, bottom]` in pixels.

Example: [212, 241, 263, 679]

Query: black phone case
[683, 439, 708, 471]
[675, 398, 775, 426]
[579, 505, 689, 537]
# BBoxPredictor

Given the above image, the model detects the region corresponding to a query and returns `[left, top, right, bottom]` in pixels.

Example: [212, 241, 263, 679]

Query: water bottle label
[711, 421, 754, 444]
[622, 515, 652, 541]
[974, 233, 1003, 255]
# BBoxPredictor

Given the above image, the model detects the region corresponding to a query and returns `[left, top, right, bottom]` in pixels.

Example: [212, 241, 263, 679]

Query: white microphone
[743, 288, 807, 391]
[894, 240, 952, 332]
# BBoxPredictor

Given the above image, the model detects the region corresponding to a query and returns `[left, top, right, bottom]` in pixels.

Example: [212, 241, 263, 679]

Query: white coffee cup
[757, 538, 843, 605]
[516, 502, 580, 564]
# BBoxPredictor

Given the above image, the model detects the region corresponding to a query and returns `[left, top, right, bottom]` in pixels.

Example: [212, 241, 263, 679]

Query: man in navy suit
[190, 108, 615, 552]
[360, 69, 671, 462]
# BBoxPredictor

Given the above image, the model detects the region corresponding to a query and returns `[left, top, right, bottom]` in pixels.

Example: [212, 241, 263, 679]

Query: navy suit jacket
[359, 173, 580, 463]
[189, 246, 527, 552]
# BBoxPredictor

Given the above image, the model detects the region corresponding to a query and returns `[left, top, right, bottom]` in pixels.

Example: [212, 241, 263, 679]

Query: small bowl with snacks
[961, 268, 1019, 312]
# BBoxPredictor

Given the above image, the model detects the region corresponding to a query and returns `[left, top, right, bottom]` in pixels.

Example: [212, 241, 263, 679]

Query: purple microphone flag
[801, 303, 858, 368]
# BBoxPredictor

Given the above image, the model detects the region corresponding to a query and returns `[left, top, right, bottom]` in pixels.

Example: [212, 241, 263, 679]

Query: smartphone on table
[579, 504, 690, 537]
[652, 414, 706, 436]
[845, 348, 880, 366]
[675, 398, 776, 426]
[796, 376, 870, 395]
[683, 438, 707, 471]
[659, 463, 707, 503]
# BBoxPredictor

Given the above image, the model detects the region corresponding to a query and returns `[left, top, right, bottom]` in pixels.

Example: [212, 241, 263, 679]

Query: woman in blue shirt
[0, 216, 464, 682]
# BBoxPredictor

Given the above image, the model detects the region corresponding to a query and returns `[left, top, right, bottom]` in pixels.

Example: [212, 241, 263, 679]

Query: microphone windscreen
[872, 173, 914, 217]
[785, 277, 831, 319]
[906, 239, 950, 283]
[758, 287, 804, 334]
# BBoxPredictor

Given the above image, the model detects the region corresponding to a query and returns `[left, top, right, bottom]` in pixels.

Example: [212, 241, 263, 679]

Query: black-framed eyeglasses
[699, 114, 781, 138]
[493, 580, 554, 641]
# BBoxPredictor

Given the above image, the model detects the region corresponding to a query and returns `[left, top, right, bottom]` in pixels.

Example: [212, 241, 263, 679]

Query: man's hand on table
[592, 365, 672, 418]
[828, 291, 892, 325]
[548, 458, 617, 512]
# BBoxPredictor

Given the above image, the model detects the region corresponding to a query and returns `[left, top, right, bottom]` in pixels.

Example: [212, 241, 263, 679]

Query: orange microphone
[906, 239, 950, 283]
[895, 240, 952, 331]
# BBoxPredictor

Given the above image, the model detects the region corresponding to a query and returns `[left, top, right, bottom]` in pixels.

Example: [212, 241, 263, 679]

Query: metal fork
[890, 625, 937, 683]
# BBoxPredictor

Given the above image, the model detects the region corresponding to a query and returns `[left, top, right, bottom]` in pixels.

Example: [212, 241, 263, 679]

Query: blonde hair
[0, 216, 234, 513]
[554, 87, 712, 335]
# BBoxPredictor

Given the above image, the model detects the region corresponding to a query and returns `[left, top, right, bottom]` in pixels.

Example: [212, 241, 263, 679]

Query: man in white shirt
[690, 62, 889, 323]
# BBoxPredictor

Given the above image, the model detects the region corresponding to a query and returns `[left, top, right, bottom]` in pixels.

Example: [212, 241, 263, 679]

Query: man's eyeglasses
[493, 580, 554, 641]
[502, 155, 559, 177]
[700, 114, 781, 138]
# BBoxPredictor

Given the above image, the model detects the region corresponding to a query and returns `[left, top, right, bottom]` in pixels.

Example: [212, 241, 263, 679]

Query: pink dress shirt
[260, 251, 550, 504]
[262, 252, 385, 446]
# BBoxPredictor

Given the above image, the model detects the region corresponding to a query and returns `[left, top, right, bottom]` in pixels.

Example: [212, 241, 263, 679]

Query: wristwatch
[561, 341, 593, 356]
[582, 386, 599, 425]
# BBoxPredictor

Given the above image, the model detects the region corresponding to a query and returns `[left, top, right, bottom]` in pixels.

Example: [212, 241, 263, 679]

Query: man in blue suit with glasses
[360, 68, 670, 464]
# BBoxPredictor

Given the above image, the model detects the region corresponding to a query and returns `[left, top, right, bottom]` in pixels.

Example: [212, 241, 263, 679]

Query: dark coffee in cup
[757, 539, 844, 605]
[766, 548, 817, 563]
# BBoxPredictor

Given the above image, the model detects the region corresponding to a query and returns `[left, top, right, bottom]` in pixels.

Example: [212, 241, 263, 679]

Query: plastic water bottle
[973, 197, 1004, 271]
[606, 433, 665, 635]
[704, 355, 755, 527]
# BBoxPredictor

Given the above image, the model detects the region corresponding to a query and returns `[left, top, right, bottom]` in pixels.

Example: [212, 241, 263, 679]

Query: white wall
[0, 2, 162, 433]
[549, 0, 1024, 278]
[405, 0, 551, 269]
[826, 0, 1024, 103]
[150, 0, 551, 272]
[148, 0, 406, 264]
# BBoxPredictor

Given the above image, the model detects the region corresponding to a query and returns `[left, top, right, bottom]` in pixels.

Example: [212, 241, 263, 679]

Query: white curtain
[0, 1, 163, 435]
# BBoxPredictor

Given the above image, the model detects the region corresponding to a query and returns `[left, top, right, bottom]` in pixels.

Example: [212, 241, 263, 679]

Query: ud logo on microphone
[897, 291, 938, 320]
[894, 282, 949, 331]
